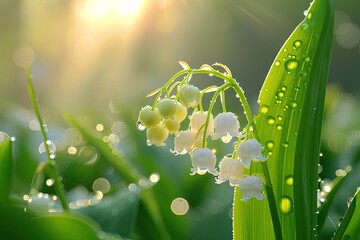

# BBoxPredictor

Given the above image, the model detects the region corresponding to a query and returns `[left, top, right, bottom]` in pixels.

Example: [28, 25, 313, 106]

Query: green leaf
[0, 132, 12, 203]
[333, 188, 360, 240]
[233, 0, 334, 239]
[33, 213, 101, 240]
[318, 171, 351, 234]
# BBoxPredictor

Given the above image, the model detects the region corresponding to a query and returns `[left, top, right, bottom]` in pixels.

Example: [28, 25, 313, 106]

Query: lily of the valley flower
[236, 139, 267, 168]
[146, 124, 169, 147]
[190, 111, 214, 136]
[138, 105, 161, 128]
[190, 148, 218, 176]
[216, 156, 244, 186]
[174, 130, 196, 155]
[179, 85, 200, 108]
[213, 112, 240, 143]
[157, 99, 178, 119]
[238, 175, 265, 202]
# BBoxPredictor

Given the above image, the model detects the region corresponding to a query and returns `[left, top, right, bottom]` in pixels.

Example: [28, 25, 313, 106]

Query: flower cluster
[138, 63, 269, 201]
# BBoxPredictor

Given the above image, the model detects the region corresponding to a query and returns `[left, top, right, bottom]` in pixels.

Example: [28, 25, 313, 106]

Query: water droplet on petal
[137, 121, 146, 131]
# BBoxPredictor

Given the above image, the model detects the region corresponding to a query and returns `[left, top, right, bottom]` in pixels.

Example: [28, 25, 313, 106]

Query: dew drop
[260, 105, 269, 114]
[280, 196, 293, 214]
[307, 11, 313, 19]
[301, 23, 310, 31]
[281, 86, 287, 91]
[268, 151, 273, 156]
[146, 140, 153, 146]
[137, 121, 146, 131]
[285, 59, 299, 72]
[318, 164, 323, 174]
[267, 116, 275, 125]
[277, 115, 283, 121]
[277, 91, 285, 98]
[39, 141, 56, 154]
[289, 101, 298, 109]
[276, 124, 283, 131]
[293, 40, 303, 49]
[274, 60, 281, 67]
[295, 87, 300, 92]
[282, 142, 289, 148]
[285, 175, 293, 186]
[266, 141, 275, 149]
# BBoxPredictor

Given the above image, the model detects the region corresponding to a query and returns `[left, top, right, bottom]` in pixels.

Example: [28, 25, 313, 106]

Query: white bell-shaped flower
[236, 139, 267, 168]
[216, 156, 244, 186]
[173, 130, 196, 155]
[212, 112, 240, 143]
[190, 148, 218, 176]
[238, 175, 265, 202]
[146, 124, 169, 147]
[190, 111, 214, 136]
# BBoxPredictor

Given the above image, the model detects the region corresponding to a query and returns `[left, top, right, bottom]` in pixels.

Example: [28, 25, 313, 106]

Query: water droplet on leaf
[267, 116, 275, 125]
[280, 196, 293, 214]
[260, 105, 269, 114]
[285, 59, 299, 72]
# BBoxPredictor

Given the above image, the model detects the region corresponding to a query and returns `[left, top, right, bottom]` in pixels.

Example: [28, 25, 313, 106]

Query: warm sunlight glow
[79, 0, 144, 22]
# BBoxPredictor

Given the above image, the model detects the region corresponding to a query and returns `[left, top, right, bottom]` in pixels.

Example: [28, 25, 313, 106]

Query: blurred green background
[1, 0, 360, 239]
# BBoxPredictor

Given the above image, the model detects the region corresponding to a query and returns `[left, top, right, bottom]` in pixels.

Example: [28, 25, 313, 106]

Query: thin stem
[201, 83, 231, 147]
[26, 63, 69, 211]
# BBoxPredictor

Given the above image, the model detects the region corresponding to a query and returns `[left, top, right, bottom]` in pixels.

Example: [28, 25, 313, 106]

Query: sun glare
[79, 0, 144, 22]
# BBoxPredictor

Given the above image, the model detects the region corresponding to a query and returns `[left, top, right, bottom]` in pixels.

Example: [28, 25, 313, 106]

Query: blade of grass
[318, 171, 351, 233]
[26, 64, 69, 211]
[333, 188, 360, 239]
[0, 134, 12, 203]
[233, 0, 334, 239]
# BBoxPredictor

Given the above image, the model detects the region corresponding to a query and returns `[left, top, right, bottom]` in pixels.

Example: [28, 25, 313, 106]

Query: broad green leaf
[333, 188, 360, 240]
[233, 0, 334, 239]
[0, 132, 12, 203]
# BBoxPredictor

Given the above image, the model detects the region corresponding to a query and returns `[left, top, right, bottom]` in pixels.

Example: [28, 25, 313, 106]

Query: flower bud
[174, 102, 187, 122]
[216, 156, 244, 186]
[146, 124, 169, 146]
[163, 118, 181, 134]
[190, 148, 218, 176]
[236, 139, 267, 168]
[238, 175, 265, 201]
[179, 85, 200, 108]
[138, 106, 161, 129]
[157, 99, 178, 119]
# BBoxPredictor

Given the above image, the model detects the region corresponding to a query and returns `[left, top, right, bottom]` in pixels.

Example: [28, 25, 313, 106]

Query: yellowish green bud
[174, 102, 187, 122]
[138, 106, 161, 129]
[157, 99, 178, 119]
[146, 124, 169, 147]
[179, 85, 200, 108]
[163, 118, 180, 134]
